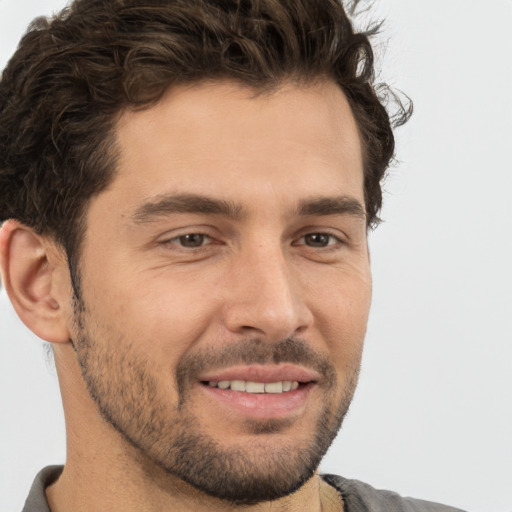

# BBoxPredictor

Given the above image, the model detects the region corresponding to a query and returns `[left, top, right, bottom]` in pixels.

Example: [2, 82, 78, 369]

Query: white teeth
[230, 380, 246, 392]
[282, 381, 292, 392]
[207, 380, 301, 393]
[264, 382, 283, 393]
[246, 381, 265, 393]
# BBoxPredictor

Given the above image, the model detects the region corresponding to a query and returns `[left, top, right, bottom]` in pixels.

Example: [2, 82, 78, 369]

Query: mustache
[175, 337, 337, 393]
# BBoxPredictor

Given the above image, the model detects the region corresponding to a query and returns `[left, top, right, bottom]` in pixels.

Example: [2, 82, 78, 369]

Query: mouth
[196, 364, 318, 420]
[198, 363, 319, 385]
[202, 379, 302, 394]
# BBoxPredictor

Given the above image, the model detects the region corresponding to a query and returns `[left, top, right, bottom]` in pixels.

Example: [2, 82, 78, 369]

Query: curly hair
[0, 0, 410, 280]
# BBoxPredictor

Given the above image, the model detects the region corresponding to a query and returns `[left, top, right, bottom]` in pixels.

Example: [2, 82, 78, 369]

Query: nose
[222, 242, 313, 341]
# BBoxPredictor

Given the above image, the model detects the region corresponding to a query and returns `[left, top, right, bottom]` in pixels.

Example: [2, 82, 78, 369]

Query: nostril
[222, 281, 313, 340]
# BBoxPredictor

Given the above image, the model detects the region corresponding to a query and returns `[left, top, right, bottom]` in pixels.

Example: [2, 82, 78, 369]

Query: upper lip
[198, 363, 320, 384]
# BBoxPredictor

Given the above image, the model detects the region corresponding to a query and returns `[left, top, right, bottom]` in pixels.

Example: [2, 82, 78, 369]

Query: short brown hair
[0, 0, 410, 283]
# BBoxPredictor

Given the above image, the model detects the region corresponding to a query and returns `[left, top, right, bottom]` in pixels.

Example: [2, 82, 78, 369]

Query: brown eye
[173, 234, 210, 248]
[303, 233, 335, 247]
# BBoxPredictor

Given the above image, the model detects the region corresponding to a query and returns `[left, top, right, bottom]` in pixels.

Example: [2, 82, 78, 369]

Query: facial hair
[73, 309, 360, 505]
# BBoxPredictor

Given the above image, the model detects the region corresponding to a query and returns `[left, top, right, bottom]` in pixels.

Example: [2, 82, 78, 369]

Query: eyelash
[166, 233, 214, 249]
[294, 232, 344, 249]
[164, 231, 344, 250]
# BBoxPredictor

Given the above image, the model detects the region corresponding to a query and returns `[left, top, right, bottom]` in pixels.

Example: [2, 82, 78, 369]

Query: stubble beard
[72, 306, 360, 505]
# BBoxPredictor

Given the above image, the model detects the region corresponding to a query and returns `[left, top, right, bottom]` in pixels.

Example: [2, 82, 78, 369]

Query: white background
[1, 1, 511, 511]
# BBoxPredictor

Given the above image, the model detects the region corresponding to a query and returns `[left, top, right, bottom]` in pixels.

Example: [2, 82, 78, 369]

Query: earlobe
[0, 220, 71, 344]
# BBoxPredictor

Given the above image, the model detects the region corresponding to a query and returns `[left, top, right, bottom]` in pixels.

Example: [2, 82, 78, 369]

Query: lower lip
[199, 383, 314, 419]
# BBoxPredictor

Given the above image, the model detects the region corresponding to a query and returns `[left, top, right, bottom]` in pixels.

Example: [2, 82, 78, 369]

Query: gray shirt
[22, 466, 468, 511]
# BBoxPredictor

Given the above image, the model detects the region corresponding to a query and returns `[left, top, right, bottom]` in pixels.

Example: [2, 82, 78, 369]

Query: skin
[0, 79, 371, 511]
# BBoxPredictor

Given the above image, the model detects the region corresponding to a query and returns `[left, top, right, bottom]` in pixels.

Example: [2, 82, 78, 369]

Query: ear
[0, 220, 72, 344]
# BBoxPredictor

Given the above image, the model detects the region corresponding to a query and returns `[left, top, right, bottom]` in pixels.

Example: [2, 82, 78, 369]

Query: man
[0, 0, 465, 510]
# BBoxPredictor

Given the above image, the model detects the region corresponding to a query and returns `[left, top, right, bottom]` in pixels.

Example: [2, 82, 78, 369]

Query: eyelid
[298, 235, 341, 247]
[155, 224, 218, 241]
[154, 225, 218, 249]
[293, 229, 346, 246]
[161, 232, 214, 248]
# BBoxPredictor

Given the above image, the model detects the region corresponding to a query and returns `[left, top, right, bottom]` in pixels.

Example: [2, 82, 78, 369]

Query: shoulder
[321, 474, 468, 512]
[22, 466, 63, 512]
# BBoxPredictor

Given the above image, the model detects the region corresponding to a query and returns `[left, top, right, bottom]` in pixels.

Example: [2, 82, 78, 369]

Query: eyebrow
[131, 193, 246, 224]
[131, 193, 366, 224]
[296, 196, 367, 221]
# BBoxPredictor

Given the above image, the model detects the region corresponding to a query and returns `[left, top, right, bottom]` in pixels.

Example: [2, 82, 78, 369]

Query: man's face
[71, 80, 371, 503]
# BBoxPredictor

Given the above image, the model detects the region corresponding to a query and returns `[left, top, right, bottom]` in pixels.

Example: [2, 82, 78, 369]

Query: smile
[206, 380, 300, 394]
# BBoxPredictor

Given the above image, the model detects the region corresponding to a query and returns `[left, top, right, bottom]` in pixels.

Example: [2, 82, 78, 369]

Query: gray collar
[22, 466, 466, 512]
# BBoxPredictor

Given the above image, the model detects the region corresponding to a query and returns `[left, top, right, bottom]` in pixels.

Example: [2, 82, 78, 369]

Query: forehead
[98, 79, 364, 221]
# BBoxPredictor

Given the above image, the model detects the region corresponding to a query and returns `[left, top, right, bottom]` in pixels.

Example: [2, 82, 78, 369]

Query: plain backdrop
[1, 1, 511, 511]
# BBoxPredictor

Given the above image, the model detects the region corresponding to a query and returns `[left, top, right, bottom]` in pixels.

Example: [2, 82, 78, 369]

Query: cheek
[309, 265, 371, 367]
[83, 268, 223, 363]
